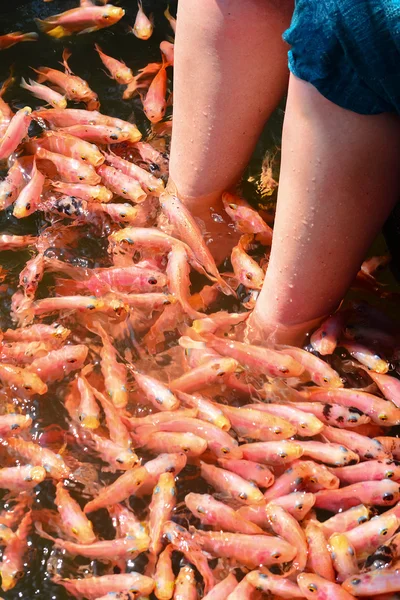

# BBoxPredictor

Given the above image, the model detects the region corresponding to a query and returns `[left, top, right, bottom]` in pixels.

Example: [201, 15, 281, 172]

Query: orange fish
[35, 4, 124, 38]
[94, 43, 134, 84]
[142, 60, 168, 123]
[131, 1, 153, 40]
[0, 32, 38, 50]
[20, 78, 67, 109]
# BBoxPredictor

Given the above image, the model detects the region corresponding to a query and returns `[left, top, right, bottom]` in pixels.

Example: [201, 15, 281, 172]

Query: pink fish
[90, 385, 130, 448]
[20, 77, 66, 109]
[149, 472, 176, 556]
[0, 414, 32, 435]
[342, 570, 400, 597]
[174, 565, 197, 600]
[33, 295, 125, 317]
[265, 502, 307, 571]
[263, 462, 310, 501]
[136, 417, 242, 458]
[231, 234, 265, 290]
[297, 573, 356, 600]
[341, 340, 389, 373]
[310, 312, 346, 355]
[163, 521, 215, 593]
[55, 573, 154, 599]
[35, 5, 125, 37]
[245, 571, 304, 598]
[321, 425, 388, 460]
[241, 440, 304, 465]
[19, 252, 45, 298]
[217, 458, 274, 489]
[133, 371, 179, 411]
[333, 460, 400, 484]
[0, 362, 47, 394]
[137, 453, 187, 496]
[320, 504, 371, 538]
[344, 512, 399, 557]
[153, 544, 175, 600]
[132, 1, 153, 40]
[314, 480, 400, 511]
[176, 391, 230, 430]
[185, 493, 264, 534]
[84, 465, 149, 513]
[245, 401, 324, 437]
[104, 151, 164, 194]
[296, 440, 359, 467]
[95, 44, 133, 84]
[0, 159, 26, 210]
[364, 371, 400, 408]
[3, 322, 70, 344]
[191, 528, 296, 568]
[238, 492, 315, 524]
[306, 387, 400, 426]
[133, 140, 169, 176]
[290, 401, 371, 428]
[328, 533, 358, 582]
[170, 355, 239, 393]
[13, 159, 45, 218]
[226, 577, 257, 599]
[0, 234, 36, 251]
[0, 511, 32, 592]
[123, 409, 197, 430]
[108, 504, 149, 541]
[55, 482, 95, 544]
[167, 245, 205, 320]
[164, 6, 176, 33]
[305, 521, 335, 581]
[51, 181, 112, 203]
[0, 465, 46, 492]
[27, 344, 88, 383]
[217, 403, 296, 442]
[134, 430, 207, 457]
[192, 311, 249, 335]
[82, 430, 139, 472]
[0, 106, 31, 160]
[142, 60, 167, 123]
[200, 461, 264, 505]
[376, 437, 400, 459]
[75, 372, 101, 429]
[281, 345, 343, 387]
[222, 192, 273, 244]
[28, 130, 105, 166]
[93, 323, 128, 408]
[36, 146, 100, 184]
[160, 41, 174, 65]
[202, 574, 238, 600]
[6, 437, 70, 479]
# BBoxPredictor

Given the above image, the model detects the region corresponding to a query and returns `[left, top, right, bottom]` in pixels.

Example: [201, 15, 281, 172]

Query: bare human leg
[168, 0, 294, 262]
[249, 74, 400, 345]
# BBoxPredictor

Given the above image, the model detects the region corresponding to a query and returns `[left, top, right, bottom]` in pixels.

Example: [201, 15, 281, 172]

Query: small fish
[55, 482, 96, 544]
[202, 574, 238, 600]
[19, 253, 45, 298]
[0, 159, 26, 210]
[163, 521, 215, 593]
[321, 425, 388, 460]
[290, 401, 371, 428]
[132, 1, 153, 40]
[191, 528, 296, 568]
[20, 77, 67, 109]
[29, 130, 104, 166]
[241, 440, 304, 465]
[216, 403, 296, 442]
[3, 323, 70, 344]
[176, 391, 230, 430]
[0, 32, 38, 50]
[342, 570, 400, 597]
[305, 521, 335, 581]
[0, 106, 32, 160]
[90, 385, 130, 448]
[13, 159, 45, 219]
[200, 461, 264, 505]
[59, 123, 131, 144]
[231, 234, 265, 290]
[306, 387, 400, 426]
[281, 345, 343, 387]
[333, 459, 400, 484]
[108, 504, 149, 541]
[295, 440, 359, 467]
[164, 6, 176, 33]
[104, 151, 164, 194]
[376, 436, 400, 459]
[0, 414, 32, 435]
[217, 458, 274, 489]
[154, 544, 175, 600]
[160, 41, 174, 65]
[51, 181, 112, 203]
[94, 44, 133, 84]
[133, 371, 179, 411]
[245, 571, 304, 598]
[97, 164, 147, 202]
[346, 513, 399, 559]
[341, 340, 389, 373]
[314, 480, 400, 511]
[310, 312, 346, 355]
[167, 245, 205, 320]
[222, 191, 273, 244]
[266, 502, 308, 571]
[6, 437, 70, 480]
[0, 511, 32, 592]
[321, 504, 371, 538]
[82, 430, 139, 472]
[35, 4, 125, 38]
[246, 401, 324, 437]
[0, 362, 47, 395]
[55, 573, 154, 599]
[133, 430, 207, 457]
[297, 573, 355, 600]
[149, 472, 176, 556]
[263, 462, 310, 502]
[185, 493, 264, 535]
[170, 355, 240, 394]
[27, 344, 88, 383]
[84, 465, 149, 513]
[93, 323, 128, 409]
[36, 147, 101, 184]
[174, 565, 197, 600]
[0, 234, 36, 251]
[364, 371, 400, 408]
[0, 465, 46, 493]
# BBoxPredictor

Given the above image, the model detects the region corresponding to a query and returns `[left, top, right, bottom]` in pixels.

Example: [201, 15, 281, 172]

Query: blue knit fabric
[283, 0, 400, 114]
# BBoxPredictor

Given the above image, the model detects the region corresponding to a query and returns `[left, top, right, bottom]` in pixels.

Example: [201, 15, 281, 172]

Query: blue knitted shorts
[283, 0, 400, 114]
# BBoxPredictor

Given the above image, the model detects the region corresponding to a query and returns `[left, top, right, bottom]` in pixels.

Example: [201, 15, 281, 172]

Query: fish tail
[21, 32, 39, 43]
[30, 67, 47, 84]
[20, 77, 32, 92]
[34, 18, 55, 33]
[53, 278, 85, 295]
[0, 68, 15, 98]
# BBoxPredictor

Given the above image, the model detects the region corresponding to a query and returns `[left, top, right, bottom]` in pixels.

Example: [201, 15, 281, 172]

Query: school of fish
[1, 1, 400, 599]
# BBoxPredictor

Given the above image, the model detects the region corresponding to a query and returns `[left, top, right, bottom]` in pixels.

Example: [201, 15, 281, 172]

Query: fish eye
[272, 552, 281, 559]
[274, 428, 282, 435]
[72, 527, 78, 534]
[351, 579, 361, 586]
[383, 493, 394, 501]
[246, 273, 253, 280]
[239, 492, 247, 500]
[71, 88, 76, 94]
[67, 358, 77, 363]
[24, 385, 32, 391]
[379, 414, 388, 421]
[386, 471, 394, 478]
[81, 155, 87, 161]
[116, 458, 124, 464]
[103, 14, 110, 18]
[279, 452, 288, 458]
[308, 584, 318, 593]
[380, 528, 389, 535]
[221, 447, 230, 454]
[323, 377, 329, 383]
[148, 277, 158, 285]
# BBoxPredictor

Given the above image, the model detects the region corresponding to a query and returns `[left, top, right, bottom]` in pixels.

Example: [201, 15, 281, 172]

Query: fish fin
[0, 66, 15, 98]
[46, 25, 71, 39]
[53, 278, 85, 295]
[30, 67, 48, 84]
[20, 77, 31, 92]
[21, 32, 39, 43]
[34, 18, 62, 33]
[34, 520, 56, 542]
[178, 335, 206, 350]
[77, 26, 100, 35]
[61, 48, 73, 74]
